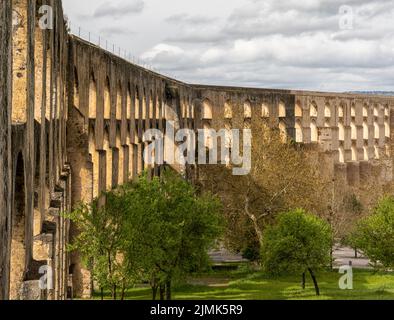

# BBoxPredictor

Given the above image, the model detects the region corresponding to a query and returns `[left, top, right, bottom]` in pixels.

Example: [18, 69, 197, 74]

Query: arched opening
[279, 121, 287, 142]
[116, 129, 123, 186]
[73, 68, 80, 109]
[116, 82, 122, 121]
[385, 121, 390, 138]
[295, 102, 302, 118]
[126, 86, 131, 120]
[338, 105, 344, 118]
[363, 121, 369, 140]
[295, 121, 303, 143]
[339, 147, 345, 163]
[224, 101, 233, 119]
[89, 131, 99, 199]
[374, 122, 380, 139]
[103, 128, 112, 190]
[142, 89, 147, 120]
[310, 120, 318, 142]
[135, 86, 140, 120]
[149, 92, 154, 120]
[10, 153, 27, 300]
[262, 103, 270, 118]
[310, 103, 318, 118]
[244, 100, 252, 119]
[351, 121, 357, 140]
[363, 146, 369, 161]
[374, 145, 380, 159]
[104, 77, 111, 119]
[324, 104, 331, 118]
[385, 105, 390, 118]
[374, 105, 379, 117]
[351, 104, 356, 118]
[88, 73, 97, 119]
[338, 122, 345, 141]
[278, 101, 286, 118]
[363, 105, 368, 118]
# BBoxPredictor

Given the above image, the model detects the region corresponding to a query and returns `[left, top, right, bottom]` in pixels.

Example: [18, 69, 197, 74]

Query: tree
[119, 169, 223, 300]
[260, 209, 332, 296]
[350, 196, 394, 270]
[200, 121, 326, 259]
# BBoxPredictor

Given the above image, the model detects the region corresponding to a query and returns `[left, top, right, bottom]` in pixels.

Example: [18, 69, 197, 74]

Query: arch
[338, 105, 344, 118]
[104, 77, 111, 119]
[385, 105, 390, 118]
[310, 103, 318, 118]
[244, 100, 252, 119]
[363, 121, 369, 140]
[338, 147, 345, 163]
[279, 121, 287, 142]
[116, 82, 122, 121]
[142, 88, 147, 120]
[385, 121, 390, 138]
[374, 145, 380, 159]
[351, 104, 356, 118]
[338, 122, 345, 141]
[324, 103, 331, 118]
[88, 131, 99, 199]
[73, 67, 80, 109]
[374, 121, 380, 139]
[103, 128, 112, 190]
[351, 121, 357, 140]
[278, 101, 286, 118]
[116, 129, 124, 185]
[363, 146, 369, 161]
[295, 102, 302, 118]
[224, 101, 233, 119]
[310, 120, 318, 142]
[149, 90, 154, 119]
[351, 145, 357, 161]
[88, 72, 97, 119]
[262, 103, 270, 118]
[10, 153, 27, 300]
[126, 86, 131, 120]
[374, 104, 379, 117]
[295, 120, 303, 143]
[203, 123, 213, 148]
[363, 105, 368, 118]
[202, 99, 213, 120]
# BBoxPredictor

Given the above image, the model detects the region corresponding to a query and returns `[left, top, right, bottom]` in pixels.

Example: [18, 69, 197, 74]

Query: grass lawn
[94, 265, 394, 300]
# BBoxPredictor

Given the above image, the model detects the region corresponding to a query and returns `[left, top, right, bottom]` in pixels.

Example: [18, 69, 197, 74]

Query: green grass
[94, 266, 394, 300]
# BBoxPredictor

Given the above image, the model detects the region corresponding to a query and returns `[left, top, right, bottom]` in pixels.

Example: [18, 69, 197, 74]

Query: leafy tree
[118, 169, 223, 300]
[350, 196, 394, 270]
[200, 121, 326, 258]
[260, 209, 332, 296]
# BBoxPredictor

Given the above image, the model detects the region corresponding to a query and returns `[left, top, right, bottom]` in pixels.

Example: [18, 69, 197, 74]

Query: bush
[351, 196, 394, 270]
[261, 209, 332, 295]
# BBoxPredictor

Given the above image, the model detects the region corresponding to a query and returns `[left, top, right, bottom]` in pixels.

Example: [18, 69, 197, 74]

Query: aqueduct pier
[0, 0, 394, 299]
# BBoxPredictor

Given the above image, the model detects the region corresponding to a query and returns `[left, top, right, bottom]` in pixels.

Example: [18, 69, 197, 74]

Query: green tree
[119, 169, 223, 300]
[350, 196, 394, 270]
[260, 209, 332, 296]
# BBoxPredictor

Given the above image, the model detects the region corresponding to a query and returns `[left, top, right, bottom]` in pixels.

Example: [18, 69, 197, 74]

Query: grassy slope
[96, 267, 394, 300]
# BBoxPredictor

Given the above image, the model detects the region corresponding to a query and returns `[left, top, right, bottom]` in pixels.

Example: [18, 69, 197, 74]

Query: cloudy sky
[63, 0, 394, 92]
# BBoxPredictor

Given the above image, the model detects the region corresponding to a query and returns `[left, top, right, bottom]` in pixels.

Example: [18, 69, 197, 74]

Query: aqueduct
[0, 0, 394, 299]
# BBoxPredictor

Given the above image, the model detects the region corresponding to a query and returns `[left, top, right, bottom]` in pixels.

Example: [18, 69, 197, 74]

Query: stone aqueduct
[0, 0, 394, 300]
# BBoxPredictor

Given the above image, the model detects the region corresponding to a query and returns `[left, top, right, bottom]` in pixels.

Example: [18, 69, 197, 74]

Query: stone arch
[278, 101, 286, 118]
[363, 121, 369, 140]
[385, 105, 390, 118]
[338, 122, 345, 141]
[351, 145, 357, 161]
[310, 120, 318, 142]
[310, 102, 318, 118]
[103, 128, 112, 190]
[135, 85, 140, 120]
[338, 105, 344, 118]
[261, 103, 270, 118]
[374, 104, 379, 117]
[351, 104, 356, 117]
[339, 146, 345, 163]
[116, 81, 122, 121]
[295, 120, 303, 143]
[324, 103, 331, 118]
[201, 99, 213, 120]
[149, 90, 154, 119]
[88, 130, 99, 199]
[10, 152, 27, 300]
[363, 146, 369, 161]
[244, 100, 252, 119]
[104, 77, 111, 119]
[363, 104, 368, 118]
[115, 128, 123, 186]
[351, 121, 357, 140]
[126, 84, 131, 120]
[73, 67, 80, 109]
[374, 121, 380, 139]
[295, 102, 302, 118]
[142, 88, 147, 120]
[374, 144, 380, 159]
[88, 72, 97, 119]
[385, 121, 390, 138]
[224, 101, 233, 119]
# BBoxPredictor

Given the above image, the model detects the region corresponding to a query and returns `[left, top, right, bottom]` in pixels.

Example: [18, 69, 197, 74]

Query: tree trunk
[101, 287, 104, 301]
[112, 285, 117, 300]
[245, 197, 263, 245]
[160, 284, 166, 300]
[166, 280, 172, 301]
[308, 268, 320, 296]
[152, 285, 158, 301]
[121, 282, 126, 301]
[301, 272, 306, 290]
